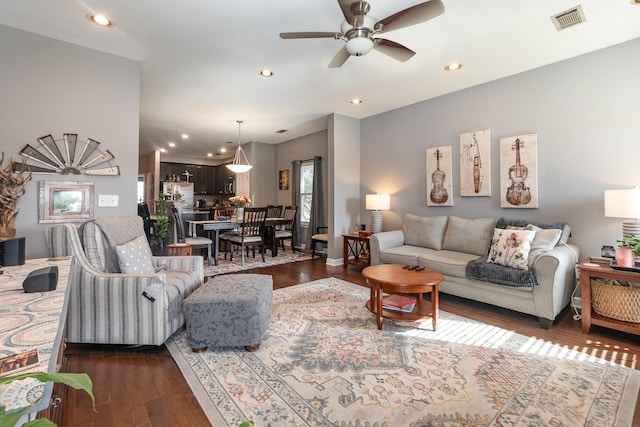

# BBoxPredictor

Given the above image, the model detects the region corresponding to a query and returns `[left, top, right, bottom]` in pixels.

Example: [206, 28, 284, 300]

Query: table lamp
[604, 187, 640, 238]
[366, 194, 390, 233]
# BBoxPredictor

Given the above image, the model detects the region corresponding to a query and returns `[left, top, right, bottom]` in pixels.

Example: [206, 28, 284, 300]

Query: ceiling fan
[279, 0, 444, 68]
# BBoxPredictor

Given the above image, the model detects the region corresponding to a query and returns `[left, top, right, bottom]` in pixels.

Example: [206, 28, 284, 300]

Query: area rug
[166, 278, 640, 427]
[203, 251, 312, 277]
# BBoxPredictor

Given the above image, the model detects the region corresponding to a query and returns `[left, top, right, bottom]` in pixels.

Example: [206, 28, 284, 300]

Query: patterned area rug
[166, 278, 640, 427]
[202, 251, 312, 277]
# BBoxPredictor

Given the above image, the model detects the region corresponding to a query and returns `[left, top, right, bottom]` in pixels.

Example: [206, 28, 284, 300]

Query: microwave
[224, 179, 234, 194]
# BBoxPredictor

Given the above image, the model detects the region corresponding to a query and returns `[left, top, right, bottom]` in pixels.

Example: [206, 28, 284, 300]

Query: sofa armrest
[369, 230, 405, 265]
[531, 243, 580, 322]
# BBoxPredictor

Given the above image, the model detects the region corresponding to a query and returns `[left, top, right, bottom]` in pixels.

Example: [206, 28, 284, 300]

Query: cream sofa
[368, 214, 580, 328]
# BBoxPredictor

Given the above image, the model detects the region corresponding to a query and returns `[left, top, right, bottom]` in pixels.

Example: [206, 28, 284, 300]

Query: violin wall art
[499, 133, 538, 208]
[426, 145, 453, 206]
[460, 129, 491, 197]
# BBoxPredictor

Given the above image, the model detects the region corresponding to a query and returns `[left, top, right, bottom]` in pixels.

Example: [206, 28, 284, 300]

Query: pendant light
[226, 120, 252, 173]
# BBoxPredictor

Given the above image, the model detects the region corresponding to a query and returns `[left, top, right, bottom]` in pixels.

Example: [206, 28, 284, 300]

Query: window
[299, 161, 314, 225]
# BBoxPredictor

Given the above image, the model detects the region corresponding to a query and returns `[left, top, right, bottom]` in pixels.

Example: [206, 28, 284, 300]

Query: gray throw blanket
[466, 256, 540, 288]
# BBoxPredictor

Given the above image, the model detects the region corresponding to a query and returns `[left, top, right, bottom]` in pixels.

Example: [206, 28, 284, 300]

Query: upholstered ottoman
[182, 274, 273, 352]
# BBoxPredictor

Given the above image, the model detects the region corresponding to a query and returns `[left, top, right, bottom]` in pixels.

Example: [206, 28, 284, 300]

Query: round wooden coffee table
[362, 264, 444, 330]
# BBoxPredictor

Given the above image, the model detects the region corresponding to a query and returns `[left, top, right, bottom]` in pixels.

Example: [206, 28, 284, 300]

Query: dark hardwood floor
[62, 258, 640, 426]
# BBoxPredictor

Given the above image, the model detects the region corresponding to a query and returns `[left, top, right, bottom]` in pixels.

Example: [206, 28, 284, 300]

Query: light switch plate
[98, 195, 119, 207]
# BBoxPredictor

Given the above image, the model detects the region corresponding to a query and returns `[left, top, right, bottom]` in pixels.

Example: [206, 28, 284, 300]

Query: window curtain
[306, 156, 325, 250]
[291, 160, 301, 248]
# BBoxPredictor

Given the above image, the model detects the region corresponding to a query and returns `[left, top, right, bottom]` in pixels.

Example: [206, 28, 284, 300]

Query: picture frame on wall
[460, 129, 491, 197]
[279, 169, 289, 190]
[426, 145, 453, 206]
[499, 133, 538, 208]
[38, 180, 94, 223]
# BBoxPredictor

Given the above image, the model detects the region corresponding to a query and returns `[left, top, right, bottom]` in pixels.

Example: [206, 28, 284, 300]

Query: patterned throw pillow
[116, 235, 155, 274]
[487, 228, 536, 270]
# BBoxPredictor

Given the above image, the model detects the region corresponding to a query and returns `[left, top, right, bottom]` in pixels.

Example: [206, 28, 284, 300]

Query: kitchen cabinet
[216, 164, 234, 195]
[161, 162, 218, 195]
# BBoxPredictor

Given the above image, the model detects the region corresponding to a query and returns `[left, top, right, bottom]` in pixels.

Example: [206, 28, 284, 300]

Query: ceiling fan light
[345, 37, 374, 56]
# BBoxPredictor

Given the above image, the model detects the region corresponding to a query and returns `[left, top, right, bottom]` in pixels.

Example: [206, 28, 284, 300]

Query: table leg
[376, 283, 383, 330]
[432, 285, 439, 331]
[213, 230, 220, 266]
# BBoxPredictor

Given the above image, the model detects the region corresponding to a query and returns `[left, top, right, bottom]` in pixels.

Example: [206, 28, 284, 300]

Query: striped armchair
[45, 216, 203, 346]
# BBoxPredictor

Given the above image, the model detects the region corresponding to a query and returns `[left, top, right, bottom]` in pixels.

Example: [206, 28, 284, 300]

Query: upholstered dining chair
[169, 206, 213, 265]
[311, 226, 329, 258]
[228, 207, 268, 266]
[274, 205, 298, 253]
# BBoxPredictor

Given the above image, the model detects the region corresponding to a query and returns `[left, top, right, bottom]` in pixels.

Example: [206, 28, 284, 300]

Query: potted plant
[0, 153, 31, 265]
[154, 198, 171, 254]
[616, 234, 640, 264]
[0, 372, 94, 427]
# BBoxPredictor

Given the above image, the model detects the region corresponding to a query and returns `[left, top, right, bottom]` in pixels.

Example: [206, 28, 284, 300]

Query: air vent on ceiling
[275, 129, 289, 134]
[551, 5, 586, 31]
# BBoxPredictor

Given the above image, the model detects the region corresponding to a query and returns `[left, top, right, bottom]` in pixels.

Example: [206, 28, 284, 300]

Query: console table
[0, 257, 72, 423]
[577, 262, 640, 336]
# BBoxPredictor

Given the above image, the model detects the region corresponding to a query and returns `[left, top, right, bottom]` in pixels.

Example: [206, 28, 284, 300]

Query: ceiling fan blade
[280, 32, 340, 39]
[328, 47, 351, 68]
[337, 0, 362, 25]
[373, 39, 416, 62]
[377, 0, 444, 33]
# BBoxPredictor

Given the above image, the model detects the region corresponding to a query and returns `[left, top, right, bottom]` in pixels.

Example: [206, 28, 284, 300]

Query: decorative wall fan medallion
[17, 133, 120, 175]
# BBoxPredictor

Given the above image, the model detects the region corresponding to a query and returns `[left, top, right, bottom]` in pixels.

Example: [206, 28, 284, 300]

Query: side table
[342, 234, 370, 268]
[167, 243, 192, 256]
[577, 262, 640, 335]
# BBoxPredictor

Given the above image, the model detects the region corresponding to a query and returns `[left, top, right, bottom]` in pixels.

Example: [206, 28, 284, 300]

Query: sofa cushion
[116, 235, 155, 274]
[487, 228, 536, 270]
[379, 245, 420, 266]
[496, 217, 570, 245]
[418, 249, 479, 278]
[402, 214, 448, 250]
[442, 216, 496, 256]
[527, 225, 562, 265]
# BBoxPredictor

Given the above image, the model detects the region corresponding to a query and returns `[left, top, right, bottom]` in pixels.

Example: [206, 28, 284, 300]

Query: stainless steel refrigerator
[162, 182, 194, 209]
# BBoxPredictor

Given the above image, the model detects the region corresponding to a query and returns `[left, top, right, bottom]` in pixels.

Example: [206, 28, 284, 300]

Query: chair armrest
[152, 255, 204, 281]
[369, 230, 405, 265]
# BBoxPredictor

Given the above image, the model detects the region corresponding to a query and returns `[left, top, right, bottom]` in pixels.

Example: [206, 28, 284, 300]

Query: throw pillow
[487, 228, 536, 270]
[116, 235, 155, 274]
[526, 225, 562, 265]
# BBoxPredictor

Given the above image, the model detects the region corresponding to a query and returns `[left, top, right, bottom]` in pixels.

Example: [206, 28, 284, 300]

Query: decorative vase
[235, 206, 244, 221]
[616, 246, 634, 267]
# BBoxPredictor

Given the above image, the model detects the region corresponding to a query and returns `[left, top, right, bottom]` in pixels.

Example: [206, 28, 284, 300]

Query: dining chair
[266, 205, 283, 218]
[227, 207, 268, 266]
[137, 202, 154, 242]
[169, 206, 213, 265]
[274, 205, 298, 253]
[311, 226, 329, 258]
[213, 205, 234, 220]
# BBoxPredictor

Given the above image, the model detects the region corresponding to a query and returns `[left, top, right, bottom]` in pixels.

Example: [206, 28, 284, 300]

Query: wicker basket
[590, 278, 640, 323]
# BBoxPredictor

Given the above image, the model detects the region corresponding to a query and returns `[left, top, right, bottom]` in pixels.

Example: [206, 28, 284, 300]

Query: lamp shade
[604, 187, 640, 219]
[365, 194, 390, 211]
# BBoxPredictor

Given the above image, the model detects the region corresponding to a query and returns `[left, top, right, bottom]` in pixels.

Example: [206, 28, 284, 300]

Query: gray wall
[0, 25, 141, 259]
[361, 37, 640, 259]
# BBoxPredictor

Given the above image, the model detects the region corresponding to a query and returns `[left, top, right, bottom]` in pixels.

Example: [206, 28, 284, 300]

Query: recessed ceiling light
[259, 69, 274, 77]
[181, 134, 189, 139]
[350, 98, 363, 105]
[168, 142, 176, 147]
[159, 148, 167, 153]
[220, 148, 227, 153]
[207, 153, 213, 157]
[88, 14, 114, 27]
[444, 63, 463, 71]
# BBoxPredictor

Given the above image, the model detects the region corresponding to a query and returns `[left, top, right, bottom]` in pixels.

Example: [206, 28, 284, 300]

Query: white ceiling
[1, 1, 639, 162]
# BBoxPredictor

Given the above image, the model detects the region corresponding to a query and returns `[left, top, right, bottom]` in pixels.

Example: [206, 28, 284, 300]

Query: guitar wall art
[499, 134, 538, 208]
[426, 145, 453, 206]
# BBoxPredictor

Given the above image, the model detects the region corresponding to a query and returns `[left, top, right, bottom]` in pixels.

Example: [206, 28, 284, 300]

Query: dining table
[187, 216, 293, 265]
[188, 219, 239, 266]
